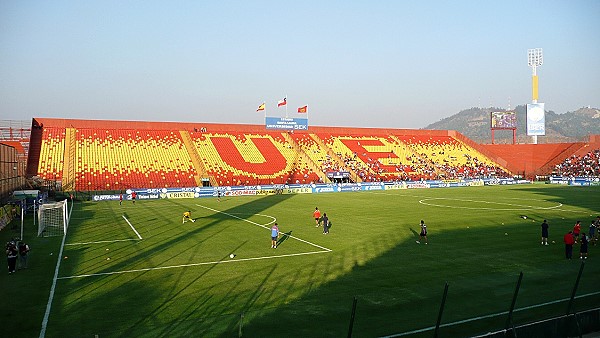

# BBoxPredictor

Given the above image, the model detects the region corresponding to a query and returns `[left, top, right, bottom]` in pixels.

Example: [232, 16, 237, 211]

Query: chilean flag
[277, 97, 287, 107]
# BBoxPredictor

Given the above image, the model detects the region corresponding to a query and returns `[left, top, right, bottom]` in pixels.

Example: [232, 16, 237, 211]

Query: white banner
[526, 103, 546, 136]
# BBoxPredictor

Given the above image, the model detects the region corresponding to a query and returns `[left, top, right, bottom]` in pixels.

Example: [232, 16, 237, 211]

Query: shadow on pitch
[409, 227, 419, 238]
[277, 231, 293, 247]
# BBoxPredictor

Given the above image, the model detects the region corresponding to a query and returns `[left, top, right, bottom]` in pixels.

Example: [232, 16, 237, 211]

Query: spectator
[554, 149, 600, 177]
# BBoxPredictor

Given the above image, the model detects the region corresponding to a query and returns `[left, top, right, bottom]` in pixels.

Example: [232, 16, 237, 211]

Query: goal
[38, 199, 70, 237]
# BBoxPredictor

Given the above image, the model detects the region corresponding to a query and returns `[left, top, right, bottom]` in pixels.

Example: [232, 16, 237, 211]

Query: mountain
[424, 106, 600, 144]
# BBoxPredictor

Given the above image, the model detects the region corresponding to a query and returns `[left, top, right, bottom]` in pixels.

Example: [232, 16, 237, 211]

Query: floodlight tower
[527, 48, 543, 144]
[528, 48, 543, 104]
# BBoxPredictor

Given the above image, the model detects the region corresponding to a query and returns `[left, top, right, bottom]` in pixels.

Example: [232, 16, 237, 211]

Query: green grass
[1, 184, 599, 338]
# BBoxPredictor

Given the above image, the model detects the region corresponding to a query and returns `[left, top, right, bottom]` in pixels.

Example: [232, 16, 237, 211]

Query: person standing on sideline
[271, 223, 280, 248]
[182, 211, 195, 223]
[589, 220, 597, 245]
[579, 233, 589, 259]
[131, 191, 137, 204]
[119, 193, 123, 205]
[313, 207, 321, 227]
[322, 213, 329, 234]
[541, 220, 549, 245]
[564, 230, 575, 259]
[18, 241, 30, 269]
[6, 241, 18, 274]
[417, 220, 428, 244]
[573, 221, 581, 243]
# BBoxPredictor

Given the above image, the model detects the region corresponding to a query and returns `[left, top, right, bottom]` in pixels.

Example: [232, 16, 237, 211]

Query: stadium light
[527, 48, 544, 144]
[527, 48, 543, 103]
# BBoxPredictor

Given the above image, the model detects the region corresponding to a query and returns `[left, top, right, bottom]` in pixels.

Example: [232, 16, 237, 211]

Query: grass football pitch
[2, 184, 600, 338]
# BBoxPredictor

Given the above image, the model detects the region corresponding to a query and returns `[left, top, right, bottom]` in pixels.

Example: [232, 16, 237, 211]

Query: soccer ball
[229, 254, 235, 258]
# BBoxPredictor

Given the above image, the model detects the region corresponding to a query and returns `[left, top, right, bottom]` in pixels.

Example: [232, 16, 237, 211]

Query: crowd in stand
[554, 149, 600, 177]
[317, 147, 510, 182]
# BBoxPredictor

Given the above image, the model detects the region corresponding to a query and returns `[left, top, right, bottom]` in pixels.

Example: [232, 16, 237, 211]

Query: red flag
[277, 97, 287, 107]
[297, 105, 307, 113]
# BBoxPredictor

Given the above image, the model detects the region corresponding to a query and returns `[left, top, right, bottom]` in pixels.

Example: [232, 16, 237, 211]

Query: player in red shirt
[313, 207, 321, 227]
[573, 221, 581, 243]
[563, 231, 575, 259]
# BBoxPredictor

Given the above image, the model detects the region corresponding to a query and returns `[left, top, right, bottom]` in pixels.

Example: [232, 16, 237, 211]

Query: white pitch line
[196, 204, 332, 252]
[379, 290, 600, 338]
[122, 215, 143, 240]
[66, 238, 141, 246]
[57, 250, 330, 280]
[39, 233, 68, 338]
[418, 198, 563, 211]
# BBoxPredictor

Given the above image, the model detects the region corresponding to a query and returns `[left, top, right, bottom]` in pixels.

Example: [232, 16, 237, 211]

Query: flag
[277, 97, 287, 107]
[297, 105, 308, 113]
[256, 103, 265, 112]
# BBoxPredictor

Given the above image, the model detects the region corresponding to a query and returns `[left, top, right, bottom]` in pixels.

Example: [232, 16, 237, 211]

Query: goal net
[38, 199, 70, 237]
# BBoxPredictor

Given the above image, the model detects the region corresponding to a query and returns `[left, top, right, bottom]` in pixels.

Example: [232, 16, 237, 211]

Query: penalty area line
[196, 204, 332, 252]
[57, 250, 330, 280]
[66, 238, 141, 246]
[122, 215, 142, 240]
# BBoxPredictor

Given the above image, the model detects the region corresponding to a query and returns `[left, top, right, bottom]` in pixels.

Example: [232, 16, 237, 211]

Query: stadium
[2, 2, 600, 338]
[1, 115, 599, 337]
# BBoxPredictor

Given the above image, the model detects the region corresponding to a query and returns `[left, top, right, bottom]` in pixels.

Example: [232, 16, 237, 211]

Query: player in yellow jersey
[183, 210, 195, 223]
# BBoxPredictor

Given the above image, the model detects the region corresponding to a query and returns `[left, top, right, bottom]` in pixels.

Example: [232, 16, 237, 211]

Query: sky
[0, 1, 598, 129]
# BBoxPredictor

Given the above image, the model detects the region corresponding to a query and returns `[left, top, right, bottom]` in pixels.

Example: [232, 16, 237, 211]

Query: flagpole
[285, 95, 288, 118]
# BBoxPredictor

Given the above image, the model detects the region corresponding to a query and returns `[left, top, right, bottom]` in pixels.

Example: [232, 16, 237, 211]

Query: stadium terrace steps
[309, 133, 362, 182]
[282, 132, 330, 184]
[396, 135, 510, 179]
[191, 131, 319, 186]
[37, 127, 66, 182]
[61, 128, 77, 192]
[72, 129, 196, 190]
[180, 130, 207, 185]
[481, 143, 584, 177]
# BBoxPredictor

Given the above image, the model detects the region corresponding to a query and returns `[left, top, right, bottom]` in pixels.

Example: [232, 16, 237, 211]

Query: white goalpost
[38, 199, 70, 237]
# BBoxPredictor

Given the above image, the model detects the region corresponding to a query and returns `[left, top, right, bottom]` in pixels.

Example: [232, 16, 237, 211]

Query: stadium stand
[37, 127, 66, 182]
[554, 148, 600, 177]
[191, 131, 320, 185]
[396, 135, 510, 179]
[314, 133, 423, 182]
[72, 129, 197, 190]
[482, 143, 586, 178]
[24, 118, 600, 191]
